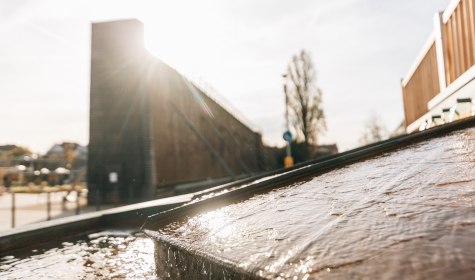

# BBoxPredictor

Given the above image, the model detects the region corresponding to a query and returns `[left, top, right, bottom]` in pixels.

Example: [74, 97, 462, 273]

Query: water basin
[0, 229, 156, 279]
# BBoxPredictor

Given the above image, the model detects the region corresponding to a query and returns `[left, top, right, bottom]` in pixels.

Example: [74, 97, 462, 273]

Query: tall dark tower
[88, 19, 153, 204]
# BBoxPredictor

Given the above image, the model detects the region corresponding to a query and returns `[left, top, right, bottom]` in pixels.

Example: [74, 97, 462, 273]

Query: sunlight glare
[197, 210, 235, 239]
[140, 1, 224, 79]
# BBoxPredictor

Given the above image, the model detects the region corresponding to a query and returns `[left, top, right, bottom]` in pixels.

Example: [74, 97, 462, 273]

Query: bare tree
[359, 114, 387, 145]
[285, 49, 326, 149]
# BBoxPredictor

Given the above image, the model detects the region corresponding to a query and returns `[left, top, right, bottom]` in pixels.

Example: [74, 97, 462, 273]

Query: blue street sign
[283, 131, 292, 142]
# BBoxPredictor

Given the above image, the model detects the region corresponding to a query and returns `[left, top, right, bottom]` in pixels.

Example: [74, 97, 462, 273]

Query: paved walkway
[0, 188, 112, 232]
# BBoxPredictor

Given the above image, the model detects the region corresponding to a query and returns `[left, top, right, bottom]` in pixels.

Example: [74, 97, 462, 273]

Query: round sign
[283, 131, 292, 142]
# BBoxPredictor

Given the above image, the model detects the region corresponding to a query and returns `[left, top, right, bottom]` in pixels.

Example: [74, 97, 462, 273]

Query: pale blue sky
[0, 0, 450, 153]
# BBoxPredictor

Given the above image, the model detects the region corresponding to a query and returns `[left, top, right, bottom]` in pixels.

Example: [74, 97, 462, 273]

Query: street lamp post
[282, 74, 294, 168]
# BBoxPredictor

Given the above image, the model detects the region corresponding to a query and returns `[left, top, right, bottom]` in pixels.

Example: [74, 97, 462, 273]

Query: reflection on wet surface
[153, 128, 475, 279]
[0, 230, 156, 279]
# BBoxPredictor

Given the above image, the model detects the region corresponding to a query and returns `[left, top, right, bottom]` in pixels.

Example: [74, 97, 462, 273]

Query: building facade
[88, 19, 270, 204]
[402, 0, 475, 132]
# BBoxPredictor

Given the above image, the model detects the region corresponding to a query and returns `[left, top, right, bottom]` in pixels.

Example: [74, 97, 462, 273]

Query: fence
[402, 39, 440, 125]
[444, 0, 475, 84]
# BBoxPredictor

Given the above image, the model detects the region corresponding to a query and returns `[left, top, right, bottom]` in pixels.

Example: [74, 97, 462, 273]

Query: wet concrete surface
[148, 128, 475, 279]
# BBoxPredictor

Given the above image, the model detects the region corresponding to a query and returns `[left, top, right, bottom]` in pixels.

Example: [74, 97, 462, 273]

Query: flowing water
[0, 230, 156, 279]
[149, 128, 475, 279]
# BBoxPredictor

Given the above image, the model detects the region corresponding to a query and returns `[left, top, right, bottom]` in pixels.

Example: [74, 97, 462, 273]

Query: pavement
[0, 186, 113, 232]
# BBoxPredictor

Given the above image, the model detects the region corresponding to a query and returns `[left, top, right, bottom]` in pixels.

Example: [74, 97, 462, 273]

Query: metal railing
[7, 185, 85, 229]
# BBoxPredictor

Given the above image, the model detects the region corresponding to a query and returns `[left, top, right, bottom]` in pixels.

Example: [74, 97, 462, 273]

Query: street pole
[284, 82, 291, 156]
[76, 185, 80, 215]
[11, 192, 15, 228]
[46, 191, 51, 221]
[283, 74, 294, 168]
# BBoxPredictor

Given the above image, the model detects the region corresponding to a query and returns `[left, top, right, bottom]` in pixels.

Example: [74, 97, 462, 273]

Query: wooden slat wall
[403, 43, 440, 125]
[444, 0, 475, 84]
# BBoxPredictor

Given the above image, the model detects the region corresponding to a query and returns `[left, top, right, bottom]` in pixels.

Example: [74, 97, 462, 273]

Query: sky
[0, 0, 451, 154]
